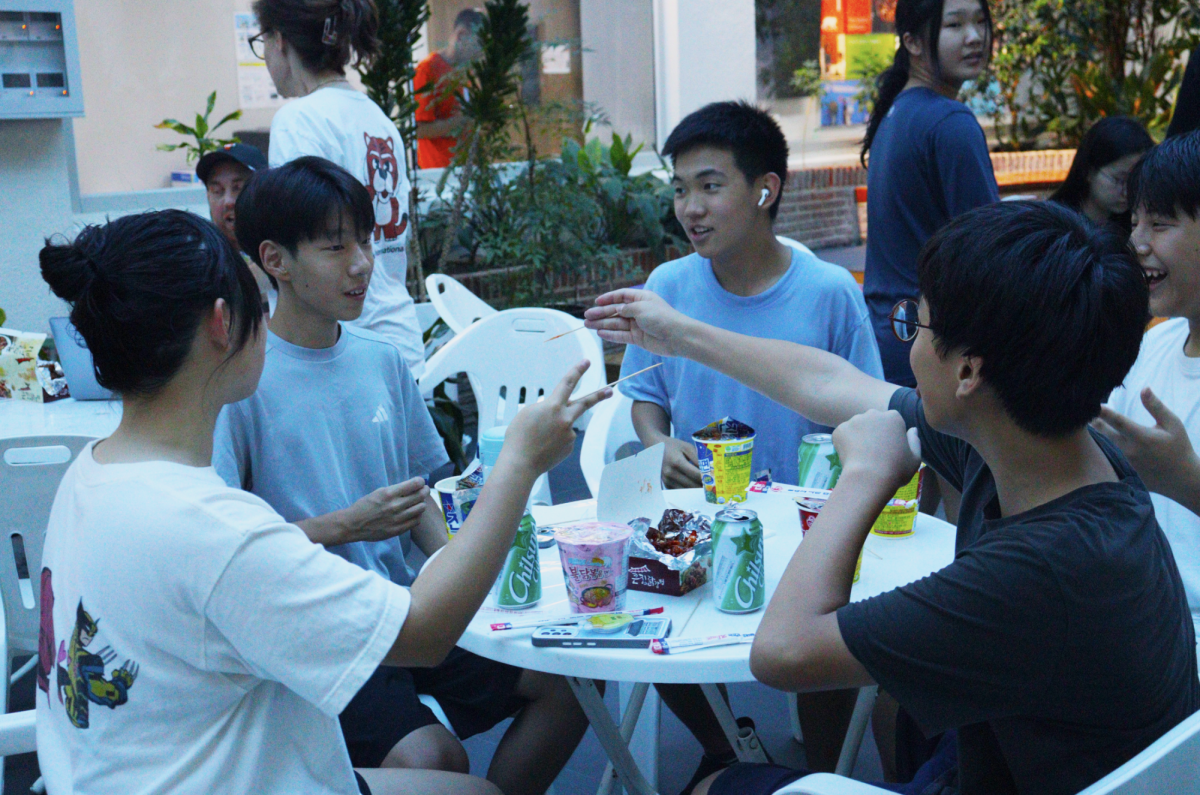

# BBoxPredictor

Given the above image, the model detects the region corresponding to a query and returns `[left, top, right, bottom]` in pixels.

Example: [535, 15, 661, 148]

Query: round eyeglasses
[889, 299, 933, 342]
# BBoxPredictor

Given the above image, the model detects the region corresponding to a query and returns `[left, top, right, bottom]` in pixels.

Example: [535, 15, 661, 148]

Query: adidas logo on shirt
[372, 405, 389, 424]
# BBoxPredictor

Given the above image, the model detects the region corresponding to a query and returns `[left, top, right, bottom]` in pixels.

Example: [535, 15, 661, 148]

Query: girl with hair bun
[33, 210, 604, 795]
[860, 0, 998, 388]
[253, 0, 425, 375]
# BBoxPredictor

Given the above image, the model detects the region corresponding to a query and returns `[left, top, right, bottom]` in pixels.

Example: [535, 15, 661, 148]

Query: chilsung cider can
[491, 512, 542, 609]
[797, 433, 842, 490]
[711, 508, 765, 613]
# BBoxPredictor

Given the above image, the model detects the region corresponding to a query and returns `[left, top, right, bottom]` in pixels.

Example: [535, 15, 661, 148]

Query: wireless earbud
[758, 187, 770, 207]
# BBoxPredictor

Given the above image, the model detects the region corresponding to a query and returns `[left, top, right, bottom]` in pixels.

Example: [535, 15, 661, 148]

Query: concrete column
[580, 0, 657, 147]
[652, 0, 757, 145]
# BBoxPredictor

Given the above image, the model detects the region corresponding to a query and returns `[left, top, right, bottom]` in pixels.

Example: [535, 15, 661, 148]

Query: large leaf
[205, 90, 217, 117]
[194, 112, 208, 138]
[155, 119, 195, 135]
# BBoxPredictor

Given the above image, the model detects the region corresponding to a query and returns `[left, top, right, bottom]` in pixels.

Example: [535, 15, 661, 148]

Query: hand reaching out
[584, 289, 693, 357]
[1093, 388, 1200, 511]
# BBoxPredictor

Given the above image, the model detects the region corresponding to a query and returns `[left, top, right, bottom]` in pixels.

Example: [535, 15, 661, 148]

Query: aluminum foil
[629, 509, 713, 571]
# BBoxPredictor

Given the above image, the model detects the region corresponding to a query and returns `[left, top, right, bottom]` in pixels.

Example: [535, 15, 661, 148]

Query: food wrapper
[435, 462, 486, 538]
[627, 509, 712, 596]
[0, 328, 69, 403]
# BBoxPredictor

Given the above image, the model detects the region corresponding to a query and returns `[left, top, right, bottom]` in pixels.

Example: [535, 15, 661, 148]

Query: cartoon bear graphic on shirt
[364, 133, 409, 243]
[37, 569, 139, 728]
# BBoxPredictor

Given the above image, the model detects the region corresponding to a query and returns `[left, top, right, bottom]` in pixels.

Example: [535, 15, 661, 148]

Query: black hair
[253, 0, 380, 73]
[39, 210, 263, 397]
[1128, 129, 1200, 220]
[917, 201, 1148, 437]
[1050, 116, 1153, 209]
[454, 8, 485, 32]
[662, 101, 790, 220]
[861, 0, 993, 167]
[235, 156, 376, 273]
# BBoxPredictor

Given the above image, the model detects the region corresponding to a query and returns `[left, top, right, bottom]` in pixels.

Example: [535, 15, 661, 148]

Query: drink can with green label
[491, 511, 542, 609]
[797, 433, 842, 490]
[711, 507, 765, 614]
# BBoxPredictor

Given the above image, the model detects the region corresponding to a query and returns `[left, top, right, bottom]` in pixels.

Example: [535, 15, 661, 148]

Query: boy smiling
[215, 157, 592, 795]
[1096, 131, 1200, 667]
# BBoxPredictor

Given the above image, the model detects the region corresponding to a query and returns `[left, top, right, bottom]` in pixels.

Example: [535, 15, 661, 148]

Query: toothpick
[544, 326, 588, 343]
[572, 363, 663, 403]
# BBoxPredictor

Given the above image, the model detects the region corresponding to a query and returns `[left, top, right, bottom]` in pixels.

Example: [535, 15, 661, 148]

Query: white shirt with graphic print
[269, 86, 425, 376]
[36, 442, 409, 794]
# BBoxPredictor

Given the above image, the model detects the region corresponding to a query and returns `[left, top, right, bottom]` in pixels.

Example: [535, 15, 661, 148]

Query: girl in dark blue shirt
[861, 0, 999, 387]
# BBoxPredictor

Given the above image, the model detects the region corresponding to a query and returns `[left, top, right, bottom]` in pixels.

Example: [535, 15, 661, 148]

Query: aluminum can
[711, 508, 765, 613]
[491, 511, 542, 609]
[797, 433, 842, 490]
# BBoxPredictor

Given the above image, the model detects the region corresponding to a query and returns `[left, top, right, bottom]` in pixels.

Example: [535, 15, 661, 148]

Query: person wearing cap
[413, 8, 483, 170]
[197, 143, 274, 311]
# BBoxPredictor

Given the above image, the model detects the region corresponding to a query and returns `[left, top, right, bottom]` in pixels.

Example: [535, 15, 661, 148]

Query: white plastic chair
[773, 708, 1200, 795]
[418, 308, 606, 505]
[425, 274, 498, 334]
[579, 393, 640, 498]
[0, 435, 93, 794]
[778, 235, 816, 257]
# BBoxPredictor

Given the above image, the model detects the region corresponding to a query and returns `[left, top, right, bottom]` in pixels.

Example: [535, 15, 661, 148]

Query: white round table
[457, 488, 956, 794]
[0, 397, 122, 440]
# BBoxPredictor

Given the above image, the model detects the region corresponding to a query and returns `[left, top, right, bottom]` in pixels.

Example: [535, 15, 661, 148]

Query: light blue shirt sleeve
[834, 287, 885, 380]
[397, 358, 451, 478]
[212, 405, 250, 491]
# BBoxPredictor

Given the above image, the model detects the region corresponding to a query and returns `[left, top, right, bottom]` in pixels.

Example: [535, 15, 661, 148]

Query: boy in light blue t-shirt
[621, 102, 882, 789]
[215, 157, 591, 795]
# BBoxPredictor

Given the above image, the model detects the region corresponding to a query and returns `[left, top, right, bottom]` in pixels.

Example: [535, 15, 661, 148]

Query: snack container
[870, 466, 925, 538]
[0, 328, 68, 403]
[490, 512, 541, 609]
[797, 433, 842, 489]
[554, 522, 633, 613]
[711, 508, 765, 613]
[692, 417, 756, 505]
[434, 464, 484, 539]
[628, 511, 712, 597]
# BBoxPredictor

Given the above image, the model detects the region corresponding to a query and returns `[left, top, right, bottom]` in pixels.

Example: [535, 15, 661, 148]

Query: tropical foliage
[154, 91, 241, 163]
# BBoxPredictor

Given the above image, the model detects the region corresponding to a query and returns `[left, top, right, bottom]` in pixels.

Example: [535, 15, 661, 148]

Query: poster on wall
[234, 13, 286, 110]
[819, 0, 897, 126]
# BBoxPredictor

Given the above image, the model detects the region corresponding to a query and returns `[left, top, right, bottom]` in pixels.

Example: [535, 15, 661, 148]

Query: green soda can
[797, 433, 842, 489]
[492, 511, 542, 609]
[711, 508, 765, 613]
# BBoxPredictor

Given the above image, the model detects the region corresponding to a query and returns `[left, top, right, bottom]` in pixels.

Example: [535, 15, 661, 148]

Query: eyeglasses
[889, 299, 933, 342]
[248, 31, 266, 60]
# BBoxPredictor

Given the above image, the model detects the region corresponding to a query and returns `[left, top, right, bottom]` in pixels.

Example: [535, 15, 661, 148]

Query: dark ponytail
[253, 0, 381, 73]
[860, 0, 992, 167]
[40, 210, 263, 397]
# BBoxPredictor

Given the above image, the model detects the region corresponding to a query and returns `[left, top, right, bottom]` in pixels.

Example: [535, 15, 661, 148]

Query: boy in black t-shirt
[584, 201, 1200, 795]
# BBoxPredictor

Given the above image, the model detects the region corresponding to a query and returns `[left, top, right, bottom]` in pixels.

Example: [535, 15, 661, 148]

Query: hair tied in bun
[322, 15, 337, 45]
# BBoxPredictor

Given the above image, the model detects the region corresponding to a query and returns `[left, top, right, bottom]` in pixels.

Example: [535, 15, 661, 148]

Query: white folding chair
[425, 274, 498, 334]
[418, 308, 606, 505]
[778, 235, 816, 257]
[772, 708, 1200, 795]
[0, 435, 93, 794]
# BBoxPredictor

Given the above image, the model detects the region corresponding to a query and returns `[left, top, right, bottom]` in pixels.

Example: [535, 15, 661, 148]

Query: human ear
[205, 298, 234, 350]
[901, 31, 924, 59]
[955, 354, 985, 400]
[259, 241, 291, 283]
[757, 173, 783, 210]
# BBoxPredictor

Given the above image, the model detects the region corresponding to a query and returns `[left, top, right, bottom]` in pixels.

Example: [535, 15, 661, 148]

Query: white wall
[580, 0, 656, 147]
[652, 0, 756, 145]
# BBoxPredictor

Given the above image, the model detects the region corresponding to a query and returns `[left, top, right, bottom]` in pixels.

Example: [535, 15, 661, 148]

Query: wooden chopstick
[544, 326, 588, 343]
[571, 363, 663, 403]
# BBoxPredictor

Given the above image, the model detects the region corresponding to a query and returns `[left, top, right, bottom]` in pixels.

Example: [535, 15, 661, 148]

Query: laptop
[48, 317, 114, 401]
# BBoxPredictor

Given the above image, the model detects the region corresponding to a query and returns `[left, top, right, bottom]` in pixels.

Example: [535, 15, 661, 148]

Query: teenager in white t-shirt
[1095, 133, 1200, 668]
[251, 0, 424, 375]
[35, 209, 608, 795]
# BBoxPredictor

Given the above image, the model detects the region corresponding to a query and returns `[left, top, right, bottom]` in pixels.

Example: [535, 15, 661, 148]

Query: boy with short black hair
[588, 200, 1199, 795]
[619, 100, 883, 780]
[1096, 130, 1200, 668]
[216, 156, 592, 795]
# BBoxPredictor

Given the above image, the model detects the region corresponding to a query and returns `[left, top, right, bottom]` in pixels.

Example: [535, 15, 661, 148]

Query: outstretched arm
[386, 362, 611, 668]
[585, 289, 898, 428]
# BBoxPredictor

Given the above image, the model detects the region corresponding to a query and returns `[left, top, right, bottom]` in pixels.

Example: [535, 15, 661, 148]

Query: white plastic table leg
[623, 682, 659, 792]
[699, 683, 769, 764]
[835, 686, 878, 777]
[568, 677, 657, 795]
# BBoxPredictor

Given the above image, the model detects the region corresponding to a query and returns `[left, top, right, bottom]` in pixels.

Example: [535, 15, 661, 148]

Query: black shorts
[340, 646, 527, 767]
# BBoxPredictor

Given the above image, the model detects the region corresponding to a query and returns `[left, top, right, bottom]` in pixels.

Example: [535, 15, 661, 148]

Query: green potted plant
[154, 91, 242, 185]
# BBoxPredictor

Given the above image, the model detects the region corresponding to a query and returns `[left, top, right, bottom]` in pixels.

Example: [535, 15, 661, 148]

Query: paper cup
[434, 476, 479, 539]
[554, 522, 633, 613]
[692, 417, 757, 505]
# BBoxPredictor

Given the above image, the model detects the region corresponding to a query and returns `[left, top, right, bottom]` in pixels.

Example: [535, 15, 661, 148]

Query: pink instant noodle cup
[554, 522, 634, 614]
